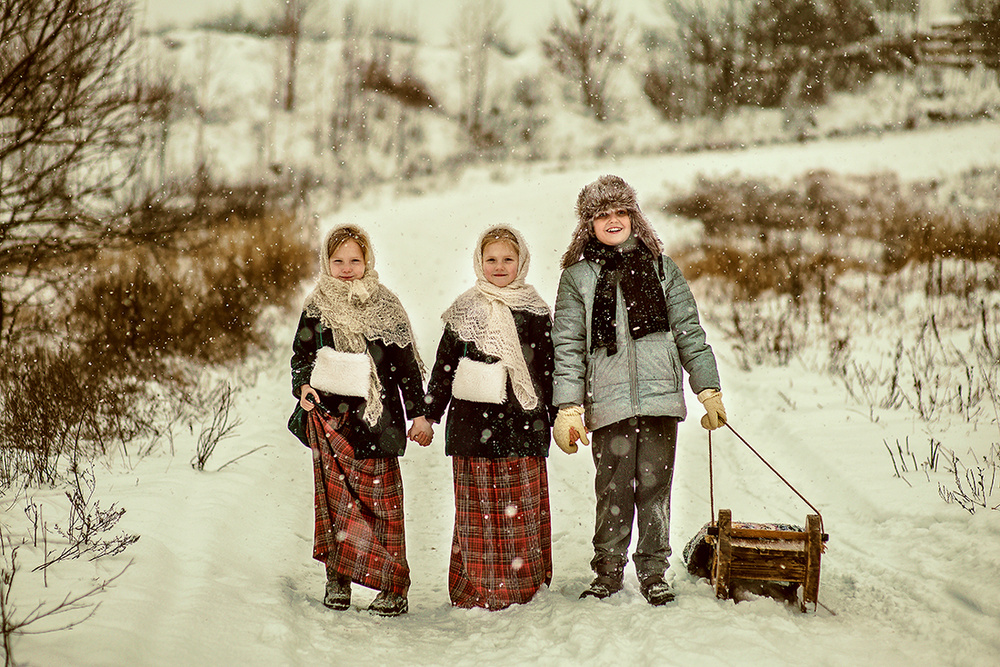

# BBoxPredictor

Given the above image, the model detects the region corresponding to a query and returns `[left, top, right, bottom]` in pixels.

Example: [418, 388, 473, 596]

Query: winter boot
[580, 558, 625, 600]
[323, 574, 352, 611]
[368, 590, 408, 617]
[639, 574, 675, 606]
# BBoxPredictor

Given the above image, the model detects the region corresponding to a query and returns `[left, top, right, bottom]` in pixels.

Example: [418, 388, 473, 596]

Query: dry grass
[668, 169, 1000, 296]
[71, 212, 312, 366]
[1, 209, 314, 485]
[666, 168, 1000, 426]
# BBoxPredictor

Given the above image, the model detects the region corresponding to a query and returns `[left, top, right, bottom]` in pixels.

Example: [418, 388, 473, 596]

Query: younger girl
[291, 224, 431, 617]
[415, 226, 554, 610]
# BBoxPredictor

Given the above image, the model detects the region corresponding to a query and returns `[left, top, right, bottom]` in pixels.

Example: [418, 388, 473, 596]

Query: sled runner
[687, 424, 829, 612]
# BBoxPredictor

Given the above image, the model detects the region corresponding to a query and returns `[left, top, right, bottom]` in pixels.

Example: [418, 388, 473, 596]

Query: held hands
[408, 416, 434, 447]
[698, 389, 727, 430]
[302, 382, 434, 446]
[553, 405, 589, 454]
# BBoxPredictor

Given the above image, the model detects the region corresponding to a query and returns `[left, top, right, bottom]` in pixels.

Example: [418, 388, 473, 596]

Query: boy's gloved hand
[553, 405, 589, 454]
[698, 389, 727, 430]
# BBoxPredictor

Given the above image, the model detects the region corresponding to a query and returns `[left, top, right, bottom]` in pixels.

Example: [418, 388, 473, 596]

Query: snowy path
[22, 121, 1000, 666]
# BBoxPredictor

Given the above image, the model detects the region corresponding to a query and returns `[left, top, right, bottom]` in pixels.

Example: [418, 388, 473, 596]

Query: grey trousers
[590, 415, 678, 580]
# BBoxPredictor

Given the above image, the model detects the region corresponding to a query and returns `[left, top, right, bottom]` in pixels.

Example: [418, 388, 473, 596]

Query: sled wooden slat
[729, 528, 809, 542]
[711, 509, 824, 612]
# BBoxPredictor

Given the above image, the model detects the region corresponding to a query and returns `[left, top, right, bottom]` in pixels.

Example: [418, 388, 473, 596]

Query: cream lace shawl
[303, 228, 422, 426]
[441, 227, 550, 410]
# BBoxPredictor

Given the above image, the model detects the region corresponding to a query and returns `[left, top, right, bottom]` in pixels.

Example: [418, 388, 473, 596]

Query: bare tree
[541, 0, 626, 121]
[277, 0, 320, 112]
[0, 0, 151, 342]
[661, 0, 750, 116]
[330, 4, 366, 155]
[451, 0, 506, 144]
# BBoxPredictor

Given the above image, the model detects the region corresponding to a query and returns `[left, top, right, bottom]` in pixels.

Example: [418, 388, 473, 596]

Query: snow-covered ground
[9, 120, 1000, 666]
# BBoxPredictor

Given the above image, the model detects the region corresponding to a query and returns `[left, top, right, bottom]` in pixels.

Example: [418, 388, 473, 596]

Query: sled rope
[708, 423, 823, 529]
[708, 430, 715, 530]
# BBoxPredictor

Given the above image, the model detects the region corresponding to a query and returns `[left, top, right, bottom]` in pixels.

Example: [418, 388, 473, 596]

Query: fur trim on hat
[561, 174, 664, 268]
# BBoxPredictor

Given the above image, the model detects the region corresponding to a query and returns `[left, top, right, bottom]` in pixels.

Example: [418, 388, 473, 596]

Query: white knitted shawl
[304, 226, 422, 426]
[442, 227, 550, 411]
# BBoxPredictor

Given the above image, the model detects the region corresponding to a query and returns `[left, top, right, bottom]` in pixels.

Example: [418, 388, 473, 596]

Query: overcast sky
[136, 0, 660, 46]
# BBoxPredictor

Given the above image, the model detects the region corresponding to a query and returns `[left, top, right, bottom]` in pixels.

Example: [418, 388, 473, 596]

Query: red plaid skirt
[449, 456, 552, 610]
[308, 410, 409, 595]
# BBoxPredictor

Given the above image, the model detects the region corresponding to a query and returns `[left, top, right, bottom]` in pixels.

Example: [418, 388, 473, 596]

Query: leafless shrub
[884, 436, 949, 493]
[0, 344, 156, 487]
[190, 383, 242, 471]
[725, 300, 807, 370]
[681, 243, 852, 305]
[938, 444, 1000, 514]
[3, 466, 136, 663]
[836, 314, 994, 423]
[31, 465, 139, 572]
[669, 170, 1000, 271]
[70, 210, 313, 366]
[359, 57, 439, 111]
[1, 549, 130, 667]
[328, 8, 437, 193]
[883, 436, 998, 513]
[641, 68, 687, 121]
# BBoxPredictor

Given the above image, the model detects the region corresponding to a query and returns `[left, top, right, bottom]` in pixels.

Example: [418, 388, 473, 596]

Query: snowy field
[10, 120, 1000, 666]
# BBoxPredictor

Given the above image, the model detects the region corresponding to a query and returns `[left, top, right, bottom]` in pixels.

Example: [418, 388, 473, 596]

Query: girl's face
[593, 208, 631, 246]
[329, 239, 366, 281]
[482, 240, 519, 288]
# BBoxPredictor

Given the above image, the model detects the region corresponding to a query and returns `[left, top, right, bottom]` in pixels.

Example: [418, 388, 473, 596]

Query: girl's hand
[408, 416, 434, 447]
[300, 385, 321, 411]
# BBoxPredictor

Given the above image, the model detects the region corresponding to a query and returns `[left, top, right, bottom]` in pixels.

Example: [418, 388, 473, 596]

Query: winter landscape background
[2, 1, 999, 665]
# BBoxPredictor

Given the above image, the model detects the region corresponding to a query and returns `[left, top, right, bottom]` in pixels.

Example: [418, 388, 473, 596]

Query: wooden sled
[701, 424, 830, 613]
[707, 508, 826, 612]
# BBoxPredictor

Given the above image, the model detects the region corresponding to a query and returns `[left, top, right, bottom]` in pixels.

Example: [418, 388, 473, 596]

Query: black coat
[291, 312, 427, 458]
[425, 309, 555, 458]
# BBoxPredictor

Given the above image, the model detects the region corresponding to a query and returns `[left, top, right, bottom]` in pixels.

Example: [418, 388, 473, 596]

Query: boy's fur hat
[561, 174, 663, 268]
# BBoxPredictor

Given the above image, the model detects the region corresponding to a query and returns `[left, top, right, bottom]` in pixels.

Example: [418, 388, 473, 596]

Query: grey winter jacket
[552, 253, 721, 431]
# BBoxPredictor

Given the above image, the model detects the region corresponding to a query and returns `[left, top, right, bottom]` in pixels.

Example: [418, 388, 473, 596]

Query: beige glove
[553, 405, 589, 454]
[698, 389, 727, 430]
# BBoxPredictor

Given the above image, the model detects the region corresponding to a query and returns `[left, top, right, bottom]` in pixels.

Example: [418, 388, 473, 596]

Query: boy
[551, 175, 726, 606]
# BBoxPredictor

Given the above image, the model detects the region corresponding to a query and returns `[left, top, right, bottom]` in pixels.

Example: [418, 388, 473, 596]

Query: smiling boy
[551, 175, 727, 606]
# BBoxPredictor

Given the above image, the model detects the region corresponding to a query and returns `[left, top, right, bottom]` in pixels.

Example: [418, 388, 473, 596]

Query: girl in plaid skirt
[291, 225, 432, 617]
[413, 226, 555, 610]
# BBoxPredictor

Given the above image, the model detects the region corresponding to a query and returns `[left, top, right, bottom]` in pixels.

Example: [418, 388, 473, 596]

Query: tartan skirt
[449, 456, 552, 610]
[307, 410, 409, 595]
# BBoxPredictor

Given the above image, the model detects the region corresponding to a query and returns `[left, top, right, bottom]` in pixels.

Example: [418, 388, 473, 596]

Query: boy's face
[593, 208, 631, 246]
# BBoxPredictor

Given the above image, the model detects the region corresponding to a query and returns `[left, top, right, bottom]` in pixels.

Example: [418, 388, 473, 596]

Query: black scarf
[584, 237, 669, 356]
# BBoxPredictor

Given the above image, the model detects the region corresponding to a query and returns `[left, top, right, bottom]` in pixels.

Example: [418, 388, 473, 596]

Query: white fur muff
[309, 347, 371, 398]
[451, 357, 507, 404]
